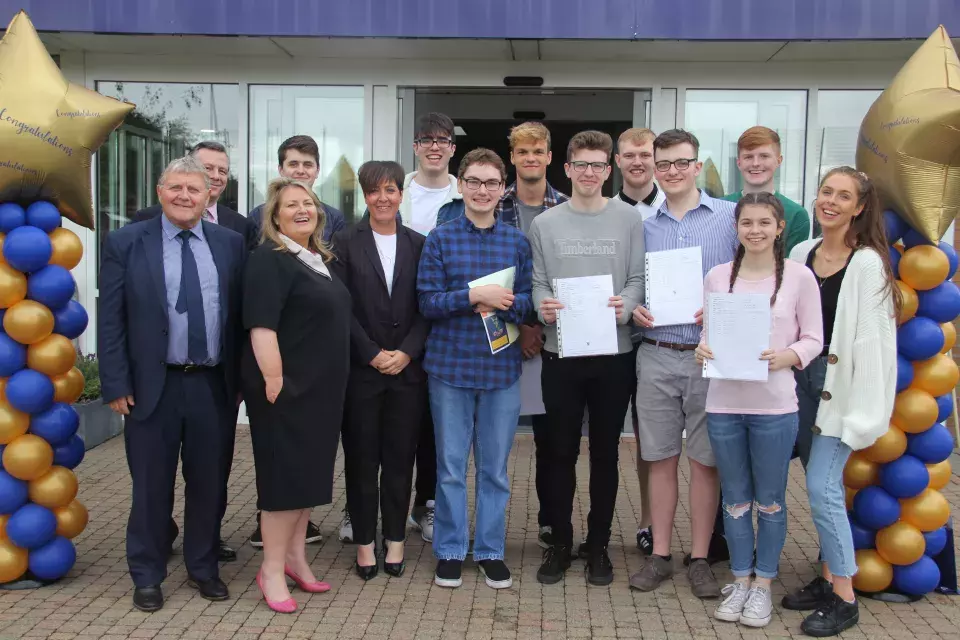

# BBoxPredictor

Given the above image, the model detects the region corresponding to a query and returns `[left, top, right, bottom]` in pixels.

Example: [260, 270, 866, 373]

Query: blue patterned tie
[175, 229, 208, 364]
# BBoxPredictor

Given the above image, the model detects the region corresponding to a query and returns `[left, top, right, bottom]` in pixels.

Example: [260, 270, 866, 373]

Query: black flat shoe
[355, 562, 379, 581]
[133, 585, 163, 612]
[218, 540, 237, 562]
[187, 576, 229, 601]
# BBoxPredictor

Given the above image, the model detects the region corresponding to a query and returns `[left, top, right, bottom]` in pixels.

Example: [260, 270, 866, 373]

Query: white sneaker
[338, 509, 354, 543]
[408, 499, 435, 542]
[740, 585, 773, 628]
[714, 582, 750, 622]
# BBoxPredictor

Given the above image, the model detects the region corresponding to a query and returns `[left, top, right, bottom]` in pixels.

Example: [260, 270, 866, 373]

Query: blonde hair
[617, 128, 656, 150]
[259, 177, 334, 262]
[509, 121, 551, 151]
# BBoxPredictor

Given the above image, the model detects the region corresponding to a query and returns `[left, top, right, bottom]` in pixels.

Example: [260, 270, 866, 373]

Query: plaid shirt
[417, 214, 534, 390]
[495, 180, 569, 228]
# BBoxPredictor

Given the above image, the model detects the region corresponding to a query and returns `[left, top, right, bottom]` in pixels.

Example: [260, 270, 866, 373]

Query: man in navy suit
[99, 156, 245, 612]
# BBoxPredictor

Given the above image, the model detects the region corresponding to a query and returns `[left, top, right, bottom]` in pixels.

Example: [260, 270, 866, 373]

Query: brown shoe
[629, 555, 674, 591]
[688, 558, 721, 599]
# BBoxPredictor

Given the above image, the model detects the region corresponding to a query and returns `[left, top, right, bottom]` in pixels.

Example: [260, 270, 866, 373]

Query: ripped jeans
[707, 412, 799, 579]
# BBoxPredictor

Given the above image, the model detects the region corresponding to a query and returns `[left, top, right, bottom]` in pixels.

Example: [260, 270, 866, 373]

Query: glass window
[683, 90, 808, 203]
[249, 85, 365, 223]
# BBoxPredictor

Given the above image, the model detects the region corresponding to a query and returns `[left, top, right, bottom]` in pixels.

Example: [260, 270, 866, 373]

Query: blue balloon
[896, 353, 914, 392]
[26, 265, 75, 312]
[892, 555, 941, 595]
[879, 454, 930, 498]
[52, 300, 88, 340]
[939, 241, 959, 279]
[935, 394, 952, 423]
[923, 527, 948, 557]
[903, 227, 932, 249]
[6, 503, 57, 549]
[24, 202, 61, 233]
[906, 423, 954, 464]
[853, 486, 901, 530]
[850, 516, 877, 550]
[883, 210, 909, 243]
[52, 435, 84, 470]
[0, 332, 26, 377]
[897, 317, 945, 361]
[28, 403, 79, 447]
[5, 369, 55, 414]
[2, 226, 52, 273]
[0, 470, 28, 514]
[917, 281, 960, 323]
[0, 203, 25, 233]
[27, 536, 76, 581]
[888, 246, 901, 278]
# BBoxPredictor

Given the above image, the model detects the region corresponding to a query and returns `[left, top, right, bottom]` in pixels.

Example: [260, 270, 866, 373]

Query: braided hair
[728, 192, 786, 305]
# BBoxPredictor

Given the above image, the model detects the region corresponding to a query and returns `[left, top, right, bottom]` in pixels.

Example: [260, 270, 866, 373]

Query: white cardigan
[789, 240, 897, 451]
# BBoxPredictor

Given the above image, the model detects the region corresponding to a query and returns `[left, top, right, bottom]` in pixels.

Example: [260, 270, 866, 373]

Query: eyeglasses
[569, 161, 609, 173]
[654, 158, 697, 172]
[462, 178, 503, 191]
[415, 137, 453, 149]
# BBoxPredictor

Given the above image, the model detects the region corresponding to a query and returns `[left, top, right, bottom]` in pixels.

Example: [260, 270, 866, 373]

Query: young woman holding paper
[695, 192, 823, 628]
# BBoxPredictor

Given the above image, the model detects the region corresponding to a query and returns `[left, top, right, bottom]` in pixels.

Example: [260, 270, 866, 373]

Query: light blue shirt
[160, 215, 221, 365]
[642, 190, 738, 345]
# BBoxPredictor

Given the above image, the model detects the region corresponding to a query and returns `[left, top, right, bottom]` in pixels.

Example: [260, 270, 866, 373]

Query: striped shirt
[643, 190, 738, 345]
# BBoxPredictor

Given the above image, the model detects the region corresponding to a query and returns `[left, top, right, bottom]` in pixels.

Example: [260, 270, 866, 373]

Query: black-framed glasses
[462, 177, 503, 191]
[569, 161, 609, 173]
[654, 158, 697, 172]
[415, 136, 453, 149]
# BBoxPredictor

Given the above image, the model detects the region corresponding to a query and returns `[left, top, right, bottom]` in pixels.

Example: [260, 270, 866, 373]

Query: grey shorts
[635, 341, 714, 466]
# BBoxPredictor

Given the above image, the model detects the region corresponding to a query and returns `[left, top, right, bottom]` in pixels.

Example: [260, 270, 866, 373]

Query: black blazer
[98, 215, 246, 421]
[331, 218, 429, 384]
[134, 203, 259, 252]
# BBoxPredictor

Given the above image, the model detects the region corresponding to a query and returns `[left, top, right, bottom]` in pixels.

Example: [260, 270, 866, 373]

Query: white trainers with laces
[408, 499, 435, 542]
[338, 509, 354, 543]
[714, 582, 750, 622]
[740, 585, 773, 628]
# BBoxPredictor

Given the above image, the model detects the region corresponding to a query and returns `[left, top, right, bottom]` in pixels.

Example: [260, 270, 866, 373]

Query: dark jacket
[134, 203, 258, 252]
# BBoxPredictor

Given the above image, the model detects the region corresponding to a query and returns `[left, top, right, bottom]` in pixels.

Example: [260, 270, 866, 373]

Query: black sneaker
[782, 576, 834, 611]
[683, 534, 730, 566]
[434, 559, 463, 588]
[478, 559, 512, 589]
[537, 545, 572, 585]
[537, 526, 556, 549]
[248, 524, 263, 548]
[636, 528, 653, 556]
[305, 521, 323, 544]
[585, 547, 614, 586]
[801, 593, 859, 637]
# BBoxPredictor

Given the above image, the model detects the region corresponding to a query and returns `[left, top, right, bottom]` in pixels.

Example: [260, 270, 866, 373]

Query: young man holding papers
[417, 148, 533, 590]
[628, 129, 737, 599]
[529, 130, 645, 586]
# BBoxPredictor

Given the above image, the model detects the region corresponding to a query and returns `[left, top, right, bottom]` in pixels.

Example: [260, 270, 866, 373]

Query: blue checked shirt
[642, 190, 738, 345]
[417, 214, 534, 390]
[495, 180, 569, 229]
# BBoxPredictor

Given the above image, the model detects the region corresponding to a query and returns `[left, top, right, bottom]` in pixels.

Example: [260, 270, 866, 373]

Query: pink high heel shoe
[285, 565, 332, 593]
[256, 570, 297, 613]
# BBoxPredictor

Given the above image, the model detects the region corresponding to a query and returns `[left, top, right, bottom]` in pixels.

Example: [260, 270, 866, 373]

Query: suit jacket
[98, 215, 246, 421]
[331, 218, 429, 384]
[134, 203, 259, 252]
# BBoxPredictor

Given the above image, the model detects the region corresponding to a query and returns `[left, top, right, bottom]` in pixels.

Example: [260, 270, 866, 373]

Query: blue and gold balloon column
[0, 201, 88, 585]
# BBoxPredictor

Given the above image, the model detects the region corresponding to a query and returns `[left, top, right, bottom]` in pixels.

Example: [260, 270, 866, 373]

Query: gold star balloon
[0, 11, 134, 229]
[856, 25, 960, 243]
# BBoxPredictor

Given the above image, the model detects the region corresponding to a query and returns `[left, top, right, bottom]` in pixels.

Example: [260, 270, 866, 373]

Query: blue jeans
[429, 376, 521, 561]
[707, 412, 798, 579]
[806, 434, 858, 577]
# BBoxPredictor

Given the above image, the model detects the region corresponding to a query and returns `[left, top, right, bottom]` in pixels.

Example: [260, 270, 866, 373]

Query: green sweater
[723, 190, 811, 256]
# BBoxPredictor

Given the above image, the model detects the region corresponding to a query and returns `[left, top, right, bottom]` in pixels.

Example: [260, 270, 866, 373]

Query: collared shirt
[495, 180, 569, 230]
[160, 215, 222, 365]
[203, 204, 218, 224]
[614, 183, 666, 221]
[643, 190, 738, 345]
[417, 214, 534, 390]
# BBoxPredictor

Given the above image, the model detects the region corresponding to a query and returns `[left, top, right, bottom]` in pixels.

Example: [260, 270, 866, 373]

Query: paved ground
[0, 431, 957, 640]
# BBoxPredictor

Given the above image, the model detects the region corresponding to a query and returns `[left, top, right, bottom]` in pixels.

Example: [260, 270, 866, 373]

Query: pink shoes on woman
[256, 566, 332, 613]
[256, 570, 297, 613]
[284, 565, 332, 593]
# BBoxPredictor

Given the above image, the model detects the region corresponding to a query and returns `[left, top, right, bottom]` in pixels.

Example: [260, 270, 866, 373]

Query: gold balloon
[876, 521, 927, 566]
[897, 280, 918, 324]
[856, 26, 960, 244]
[862, 425, 908, 464]
[852, 549, 894, 593]
[900, 488, 951, 532]
[2, 433, 53, 481]
[891, 388, 939, 434]
[3, 299, 54, 345]
[0, 514, 7, 540]
[912, 353, 960, 397]
[0, 539, 28, 583]
[0, 399, 29, 445]
[845, 486, 859, 510]
[926, 460, 951, 491]
[51, 367, 85, 404]
[0, 262, 27, 309]
[899, 246, 951, 292]
[26, 333, 76, 377]
[47, 228, 83, 270]
[28, 466, 78, 509]
[843, 453, 880, 490]
[53, 500, 88, 539]
[0, 12, 134, 229]
[941, 321, 957, 353]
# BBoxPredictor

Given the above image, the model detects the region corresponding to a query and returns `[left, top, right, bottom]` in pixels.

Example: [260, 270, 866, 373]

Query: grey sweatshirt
[528, 198, 646, 355]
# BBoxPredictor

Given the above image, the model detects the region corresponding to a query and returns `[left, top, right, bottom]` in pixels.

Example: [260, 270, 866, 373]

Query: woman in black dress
[241, 177, 351, 613]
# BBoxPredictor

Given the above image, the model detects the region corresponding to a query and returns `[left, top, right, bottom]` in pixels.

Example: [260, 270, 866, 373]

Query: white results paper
[645, 247, 704, 327]
[555, 274, 619, 358]
[703, 292, 771, 382]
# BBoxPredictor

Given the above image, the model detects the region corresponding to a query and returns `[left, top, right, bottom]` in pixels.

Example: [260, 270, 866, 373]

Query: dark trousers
[541, 350, 634, 549]
[125, 369, 230, 587]
[413, 400, 437, 507]
[342, 373, 426, 545]
[531, 412, 550, 527]
[218, 407, 239, 525]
